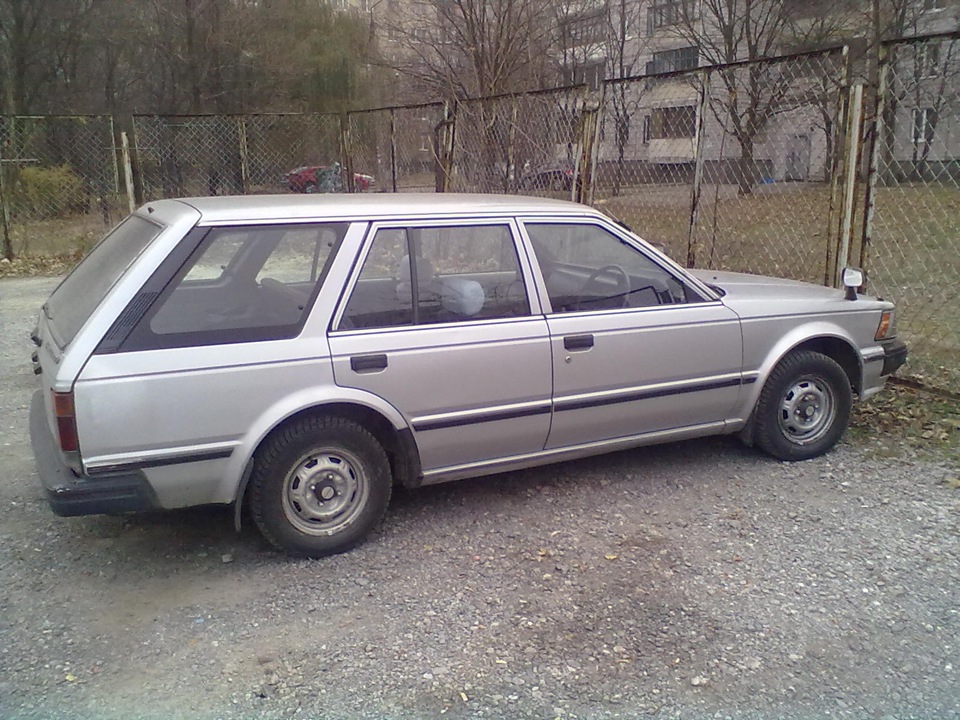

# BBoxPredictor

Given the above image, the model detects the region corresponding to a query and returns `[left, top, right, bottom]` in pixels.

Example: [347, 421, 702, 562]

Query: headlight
[875, 310, 896, 341]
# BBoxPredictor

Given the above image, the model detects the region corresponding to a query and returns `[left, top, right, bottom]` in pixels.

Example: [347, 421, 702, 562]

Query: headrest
[439, 277, 485, 316]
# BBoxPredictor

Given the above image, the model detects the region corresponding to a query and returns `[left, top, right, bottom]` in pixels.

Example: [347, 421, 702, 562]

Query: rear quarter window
[118, 223, 346, 351]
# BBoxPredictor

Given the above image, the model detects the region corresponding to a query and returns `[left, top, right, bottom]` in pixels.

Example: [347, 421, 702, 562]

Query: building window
[916, 43, 941, 78]
[646, 46, 699, 75]
[922, 0, 946, 11]
[647, 0, 691, 34]
[912, 108, 937, 145]
[564, 61, 606, 90]
[644, 106, 697, 140]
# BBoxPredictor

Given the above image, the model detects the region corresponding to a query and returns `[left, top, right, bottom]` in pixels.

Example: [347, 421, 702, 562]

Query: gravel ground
[1, 276, 958, 720]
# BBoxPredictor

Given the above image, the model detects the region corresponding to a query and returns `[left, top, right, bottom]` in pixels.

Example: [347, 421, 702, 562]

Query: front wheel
[249, 416, 392, 558]
[753, 350, 852, 461]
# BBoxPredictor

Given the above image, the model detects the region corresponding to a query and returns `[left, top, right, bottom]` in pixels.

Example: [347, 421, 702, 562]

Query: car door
[519, 219, 744, 451]
[328, 219, 552, 473]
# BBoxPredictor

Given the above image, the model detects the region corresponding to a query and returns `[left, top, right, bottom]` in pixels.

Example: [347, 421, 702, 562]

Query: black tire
[753, 350, 852, 461]
[303, 182, 317, 194]
[249, 416, 392, 558]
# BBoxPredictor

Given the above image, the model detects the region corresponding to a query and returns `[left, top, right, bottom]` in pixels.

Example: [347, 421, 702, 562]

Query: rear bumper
[30, 390, 159, 517]
[882, 338, 908, 377]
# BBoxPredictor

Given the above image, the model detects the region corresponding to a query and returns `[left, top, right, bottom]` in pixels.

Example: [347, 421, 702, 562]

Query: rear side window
[339, 223, 529, 330]
[119, 223, 346, 350]
[44, 215, 163, 348]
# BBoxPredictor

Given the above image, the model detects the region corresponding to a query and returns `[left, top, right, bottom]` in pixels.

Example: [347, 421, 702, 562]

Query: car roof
[142, 193, 599, 225]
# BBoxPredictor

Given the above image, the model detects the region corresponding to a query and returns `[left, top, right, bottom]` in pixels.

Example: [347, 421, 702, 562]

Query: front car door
[519, 218, 744, 450]
[328, 219, 552, 475]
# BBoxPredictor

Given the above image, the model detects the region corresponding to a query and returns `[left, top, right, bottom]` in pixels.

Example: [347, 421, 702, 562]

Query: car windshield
[44, 214, 164, 349]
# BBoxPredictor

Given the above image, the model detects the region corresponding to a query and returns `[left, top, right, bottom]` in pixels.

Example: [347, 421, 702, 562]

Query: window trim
[330, 217, 542, 334]
[517, 216, 717, 315]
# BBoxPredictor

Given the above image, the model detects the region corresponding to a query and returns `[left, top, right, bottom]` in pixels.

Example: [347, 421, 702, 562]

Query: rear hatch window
[43, 215, 164, 349]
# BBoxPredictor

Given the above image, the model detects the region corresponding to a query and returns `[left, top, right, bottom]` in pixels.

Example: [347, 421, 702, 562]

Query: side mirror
[841, 267, 864, 301]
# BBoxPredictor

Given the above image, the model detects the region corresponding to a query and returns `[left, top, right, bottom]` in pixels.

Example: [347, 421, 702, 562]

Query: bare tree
[673, 0, 824, 194]
[603, 0, 649, 195]
[861, 0, 959, 182]
[384, 0, 555, 100]
[0, 0, 101, 114]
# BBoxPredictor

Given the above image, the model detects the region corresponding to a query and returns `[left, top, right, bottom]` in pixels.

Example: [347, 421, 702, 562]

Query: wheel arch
[787, 336, 862, 395]
[738, 326, 863, 446]
[227, 391, 422, 530]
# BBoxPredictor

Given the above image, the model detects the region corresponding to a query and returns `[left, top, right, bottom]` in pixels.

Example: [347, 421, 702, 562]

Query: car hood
[687, 269, 888, 317]
[689, 269, 839, 300]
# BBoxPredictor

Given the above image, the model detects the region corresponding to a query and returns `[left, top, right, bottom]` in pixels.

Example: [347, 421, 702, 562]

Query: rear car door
[328, 219, 551, 473]
[520, 219, 744, 450]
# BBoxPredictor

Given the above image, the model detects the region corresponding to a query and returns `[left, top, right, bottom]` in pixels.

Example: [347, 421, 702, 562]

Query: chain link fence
[1, 36, 957, 393]
[595, 48, 849, 281]
[348, 103, 447, 192]
[861, 34, 960, 392]
[133, 113, 343, 199]
[0, 115, 120, 258]
[449, 87, 588, 196]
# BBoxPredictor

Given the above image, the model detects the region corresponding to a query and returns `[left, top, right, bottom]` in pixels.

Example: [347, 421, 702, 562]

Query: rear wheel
[753, 350, 852, 461]
[249, 416, 392, 558]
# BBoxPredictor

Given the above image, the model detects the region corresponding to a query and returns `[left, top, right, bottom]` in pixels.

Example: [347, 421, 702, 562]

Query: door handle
[350, 354, 388, 373]
[563, 334, 594, 351]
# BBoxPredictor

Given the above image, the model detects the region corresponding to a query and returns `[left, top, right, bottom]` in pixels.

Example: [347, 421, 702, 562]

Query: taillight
[52, 391, 79, 453]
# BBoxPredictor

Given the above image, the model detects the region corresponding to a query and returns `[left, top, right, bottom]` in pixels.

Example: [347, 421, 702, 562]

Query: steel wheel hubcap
[778, 376, 835, 445]
[282, 450, 368, 535]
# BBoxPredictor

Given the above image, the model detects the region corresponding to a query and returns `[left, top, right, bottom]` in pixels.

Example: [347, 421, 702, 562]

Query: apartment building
[347, 0, 958, 184]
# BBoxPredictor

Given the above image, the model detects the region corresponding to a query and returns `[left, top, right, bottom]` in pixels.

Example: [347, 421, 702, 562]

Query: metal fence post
[434, 102, 456, 193]
[835, 82, 865, 285]
[0, 137, 12, 260]
[858, 45, 890, 287]
[507, 96, 518, 193]
[120, 132, 136, 213]
[339, 112, 355, 193]
[575, 87, 602, 205]
[389, 108, 398, 193]
[824, 46, 852, 286]
[236, 118, 249, 194]
[686, 69, 710, 269]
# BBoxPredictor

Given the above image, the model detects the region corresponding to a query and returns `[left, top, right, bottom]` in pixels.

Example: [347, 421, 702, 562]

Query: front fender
[735, 319, 864, 424]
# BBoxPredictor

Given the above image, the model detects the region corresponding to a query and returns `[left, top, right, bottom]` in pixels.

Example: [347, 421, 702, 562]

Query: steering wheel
[577, 264, 631, 310]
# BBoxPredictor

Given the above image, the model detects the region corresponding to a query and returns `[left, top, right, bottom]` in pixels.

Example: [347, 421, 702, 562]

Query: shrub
[13, 165, 89, 220]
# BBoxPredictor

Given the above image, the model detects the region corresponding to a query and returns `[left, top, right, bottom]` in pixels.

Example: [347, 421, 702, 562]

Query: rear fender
[217, 386, 410, 507]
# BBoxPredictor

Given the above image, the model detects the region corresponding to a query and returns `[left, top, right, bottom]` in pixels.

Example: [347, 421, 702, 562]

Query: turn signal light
[875, 310, 895, 341]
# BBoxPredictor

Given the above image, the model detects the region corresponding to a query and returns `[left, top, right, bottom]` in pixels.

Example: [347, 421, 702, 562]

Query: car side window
[524, 222, 697, 312]
[119, 223, 346, 351]
[340, 223, 530, 330]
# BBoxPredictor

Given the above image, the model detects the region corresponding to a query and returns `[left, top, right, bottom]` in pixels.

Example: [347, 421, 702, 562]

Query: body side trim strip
[554, 375, 752, 414]
[86, 448, 233, 475]
[412, 402, 552, 432]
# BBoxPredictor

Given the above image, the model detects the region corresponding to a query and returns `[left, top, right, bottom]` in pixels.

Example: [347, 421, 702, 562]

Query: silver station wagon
[30, 194, 907, 557]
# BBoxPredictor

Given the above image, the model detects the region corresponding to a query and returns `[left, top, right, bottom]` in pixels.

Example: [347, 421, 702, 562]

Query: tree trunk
[738, 135, 756, 196]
